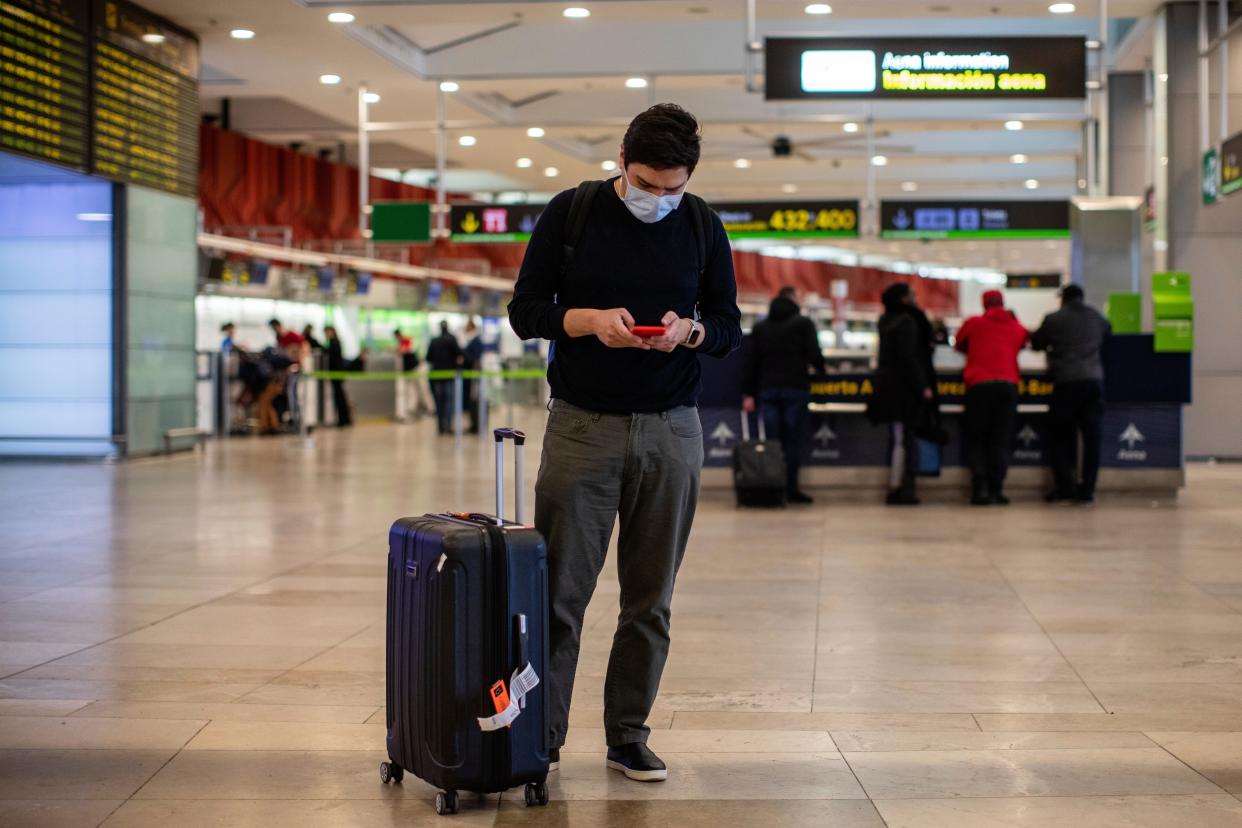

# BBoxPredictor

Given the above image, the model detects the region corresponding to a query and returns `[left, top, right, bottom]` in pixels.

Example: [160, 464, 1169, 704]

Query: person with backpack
[508, 103, 741, 783]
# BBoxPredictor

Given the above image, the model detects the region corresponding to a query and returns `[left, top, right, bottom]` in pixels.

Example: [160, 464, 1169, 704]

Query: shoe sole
[606, 760, 667, 782]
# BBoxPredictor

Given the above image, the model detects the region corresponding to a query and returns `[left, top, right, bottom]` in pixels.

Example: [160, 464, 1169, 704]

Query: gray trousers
[536, 399, 703, 748]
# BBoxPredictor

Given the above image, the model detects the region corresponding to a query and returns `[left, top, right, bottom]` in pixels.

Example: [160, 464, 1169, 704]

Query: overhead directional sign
[1221, 130, 1242, 198]
[1006, 273, 1062, 289]
[450, 203, 546, 242]
[766, 36, 1087, 100]
[370, 201, 431, 242]
[880, 200, 1071, 239]
[714, 200, 859, 239]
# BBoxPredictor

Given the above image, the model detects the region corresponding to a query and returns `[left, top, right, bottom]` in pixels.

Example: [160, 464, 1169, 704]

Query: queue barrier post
[453, 371, 464, 443]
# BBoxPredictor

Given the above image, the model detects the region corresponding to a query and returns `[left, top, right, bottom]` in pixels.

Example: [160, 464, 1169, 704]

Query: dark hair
[778, 286, 797, 300]
[325, 325, 336, 335]
[220, 322, 234, 332]
[1061, 284, 1084, 303]
[268, 318, 281, 328]
[622, 103, 702, 174]
[881, 282, 911, 313]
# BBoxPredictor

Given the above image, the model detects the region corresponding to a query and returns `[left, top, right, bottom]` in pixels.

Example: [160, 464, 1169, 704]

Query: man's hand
[649, 311, 694, 353]
[564, 308, 649, 349]
[742, 395, 756, 413]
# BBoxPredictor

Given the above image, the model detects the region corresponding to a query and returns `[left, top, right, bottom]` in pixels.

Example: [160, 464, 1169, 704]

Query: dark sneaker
[606, 743, 667, 782]
[990, 492, 1011, 506]
[548, 748, 559, 772]
[788, 491, 815, 504]
[1044, 489, 1075, 504]
[970, 492, 991, 506]
[885, 489, 920, 506]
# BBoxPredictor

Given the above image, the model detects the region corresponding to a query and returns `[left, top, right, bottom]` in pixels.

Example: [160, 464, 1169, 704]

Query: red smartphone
[631, 326, 666, 337]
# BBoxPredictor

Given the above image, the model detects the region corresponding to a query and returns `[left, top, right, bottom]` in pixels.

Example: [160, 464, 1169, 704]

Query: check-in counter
[698, 334, 1190, 498]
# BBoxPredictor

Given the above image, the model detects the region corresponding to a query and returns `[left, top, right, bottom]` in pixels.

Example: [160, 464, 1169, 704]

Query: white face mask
[620, 167, 684, 223]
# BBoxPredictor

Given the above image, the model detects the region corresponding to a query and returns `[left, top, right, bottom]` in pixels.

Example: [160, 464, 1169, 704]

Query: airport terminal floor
[4, 419, 1242, 827]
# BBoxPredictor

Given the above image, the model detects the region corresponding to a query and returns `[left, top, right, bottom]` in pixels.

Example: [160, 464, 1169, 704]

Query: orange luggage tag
[490, 679, 511, 727]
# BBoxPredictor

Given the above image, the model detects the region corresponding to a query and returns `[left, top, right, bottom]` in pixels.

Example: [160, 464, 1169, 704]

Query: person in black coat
[426, 321, 464, 435]
[868, 283, 935, 505]
[324, 325, 352, 428]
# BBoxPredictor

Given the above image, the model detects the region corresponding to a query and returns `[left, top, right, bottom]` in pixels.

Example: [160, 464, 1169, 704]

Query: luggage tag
[489, 680, 512, 727]
[477, 663, 540, 732]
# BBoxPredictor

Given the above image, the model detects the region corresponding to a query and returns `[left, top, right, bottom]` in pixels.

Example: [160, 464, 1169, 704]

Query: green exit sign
[370, 202, 432, 243]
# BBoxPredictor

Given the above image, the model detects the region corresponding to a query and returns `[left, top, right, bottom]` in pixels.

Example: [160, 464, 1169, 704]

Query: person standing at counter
[1031, 285, 1112, 505]
[742, 287, 827, 504]
[868, 283, 935, 506]
[508, 103, 741, 782]
[955, 290, 1029, 506]
[426, 321, 463, 435]
[323, 325, 353, 428]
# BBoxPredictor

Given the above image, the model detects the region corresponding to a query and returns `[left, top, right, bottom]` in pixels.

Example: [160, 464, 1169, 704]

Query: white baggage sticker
[436, 553, 447, 573]
[477, 663, 540, 732]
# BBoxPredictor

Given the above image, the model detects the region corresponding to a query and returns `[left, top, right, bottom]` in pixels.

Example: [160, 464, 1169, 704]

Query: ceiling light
[563, 7, 590, 18]
[601, 160, 618, 171]
[439, 81, 459, 93]
[76, 212, 111, 222]
[1004, 120, 1024, 131]
[230, 28, 255, 39]
[319, 74, 341, 85]
[1010, 153, 1028, 164]
[458, 135, 477, 147]
[625, 77, 648, 89]
[1077, 178, 1088, 188]
[544, 166, 560, 177]
[1158, 73, 1168, 82]
[363, 92, 380, 104]
[734, 158, 751, 169]
[871, 155, 888, 166]
[901, 181, 918, 192]
[804, 3, 832, 13]
[843, 122, 860, 133]
[527, 127, 546, 138]
[1025, 178, 1040, 189]
[516, 157, 533, 168]
[782, 183, 798, 193]
[1048, 3, 1075, 13]
[328, 12, 355, 23]
[141, 33, 165, 43]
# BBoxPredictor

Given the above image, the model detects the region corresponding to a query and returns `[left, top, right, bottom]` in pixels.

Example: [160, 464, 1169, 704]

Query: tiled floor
[3, 419, 1242, 826]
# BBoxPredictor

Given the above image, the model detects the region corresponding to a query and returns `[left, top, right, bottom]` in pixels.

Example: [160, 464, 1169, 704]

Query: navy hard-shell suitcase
[381, 428, 551, 816]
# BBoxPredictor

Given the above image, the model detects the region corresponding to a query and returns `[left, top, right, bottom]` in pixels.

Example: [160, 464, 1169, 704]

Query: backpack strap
[561, 180, 605, 278]
[684, 193, 715, 319]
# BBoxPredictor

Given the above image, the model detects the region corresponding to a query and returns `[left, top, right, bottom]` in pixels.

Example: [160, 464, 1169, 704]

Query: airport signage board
[1202, 147, 1219, 205]
[370, 201, 431, 243]
[1006, 273, 1062, 289]
[450, 203, 546, 242]
[714, 199, 860, 238]
[765, 36, 1087, 100]
[1221, 131, 1242, 197]
[879, 199, 1071, 239]
[0, 0, 92, 171]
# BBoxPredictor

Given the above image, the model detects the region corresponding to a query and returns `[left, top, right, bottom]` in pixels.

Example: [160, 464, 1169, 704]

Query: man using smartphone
[508, 103, 741, 782]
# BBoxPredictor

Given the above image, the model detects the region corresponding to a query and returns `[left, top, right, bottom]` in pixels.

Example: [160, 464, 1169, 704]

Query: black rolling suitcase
[733, 410, 787, 507]
[380, 427, 551, 816]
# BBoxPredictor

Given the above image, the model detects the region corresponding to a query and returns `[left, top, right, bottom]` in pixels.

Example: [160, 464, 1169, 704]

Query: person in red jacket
[955, 290, 1030, 505]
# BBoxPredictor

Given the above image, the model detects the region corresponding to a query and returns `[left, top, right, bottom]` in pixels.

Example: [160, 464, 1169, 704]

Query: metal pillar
[453, 371, 464, 442]
[1220, 0, 1230, 144]
[1097, 0, 1110, 194]
[358, 84, 370, 238]
[864, 116, 877, 236]
[1199, 0, 1211, 154]
[435, 89, 448, 237]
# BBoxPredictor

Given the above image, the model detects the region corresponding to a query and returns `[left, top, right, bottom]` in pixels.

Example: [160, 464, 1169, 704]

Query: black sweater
[507, 183, 742, 413]
[744, 296, 826, 395]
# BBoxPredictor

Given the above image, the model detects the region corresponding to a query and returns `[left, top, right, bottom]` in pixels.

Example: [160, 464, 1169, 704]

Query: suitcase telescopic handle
[493, 428, 527, 526]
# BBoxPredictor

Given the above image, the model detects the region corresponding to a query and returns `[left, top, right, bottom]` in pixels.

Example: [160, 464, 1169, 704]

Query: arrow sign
[813, 423, 837, 444]
[461, 212, 481, 234]
[893, 209, 911, 229]
[711, 422, 736, 444]
[1119, 423, 1145, 449]
[1017, 425, 1039, 446]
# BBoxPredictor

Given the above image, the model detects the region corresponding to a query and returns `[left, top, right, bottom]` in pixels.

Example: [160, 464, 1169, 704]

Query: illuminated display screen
[1222, 131, 1242, 198]
[90, 0, 197, 197]
[880, 200, 1070, 239]
[766, 37, 1086, 100]
[0, 0, 91, 171]
[450, 203, 546, 242]
[713, 200, 859, 238]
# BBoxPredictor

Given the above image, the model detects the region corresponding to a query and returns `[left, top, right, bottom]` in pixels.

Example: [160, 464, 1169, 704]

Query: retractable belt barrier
[305, 369, 547, 381]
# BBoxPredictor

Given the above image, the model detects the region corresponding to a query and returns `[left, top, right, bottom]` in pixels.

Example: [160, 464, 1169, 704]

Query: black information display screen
[1221, 130, 1242, 198]
[1006, 273, 1063, 289]
[713, 200, 859, 238]
[0, 0, 91, 170]
[766, 36, 1086, 101]
[450, 203, 547, 242]
[880, 200, 1070, 240]
[90, 0, 198, 196]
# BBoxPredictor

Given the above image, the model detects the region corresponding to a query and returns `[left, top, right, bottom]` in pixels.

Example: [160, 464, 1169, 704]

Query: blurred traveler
[868, 283, 935, 506]
[220, 322, 236, 354]
[255, 346, 294, 435]
[269, 319, 306, 427]
[324, 325, 352, 428]
[1031, 284, 1112, 504]
[426, 321, 463, 435]
[302, 325, 322, 352]
[268, 318, 304, 352]
[742, 286, 826, 504]
[395, 328, 419, 372]
[509, 103, 741, 782]
[955, 290, 1029, 506]
[462, 318, 485, 434]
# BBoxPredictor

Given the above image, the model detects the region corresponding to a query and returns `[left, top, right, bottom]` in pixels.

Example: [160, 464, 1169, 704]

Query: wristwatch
[683, 320, 702, 347]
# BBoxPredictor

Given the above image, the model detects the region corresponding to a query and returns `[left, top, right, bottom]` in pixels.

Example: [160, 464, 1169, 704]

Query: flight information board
[880, 200, 1070, 239]
[0, 0, 91, 171]
[90, 0, 197, 196]
[714, 200, 859, 238]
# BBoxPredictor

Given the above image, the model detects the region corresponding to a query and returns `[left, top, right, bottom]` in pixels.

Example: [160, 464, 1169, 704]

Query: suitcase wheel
[524, 781, 549, 807]
[435, 790, 459, 816]
[378, 761, 403, 784]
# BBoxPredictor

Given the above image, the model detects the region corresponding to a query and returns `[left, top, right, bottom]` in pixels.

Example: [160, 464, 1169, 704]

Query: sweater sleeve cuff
[547, 304, 569, 339]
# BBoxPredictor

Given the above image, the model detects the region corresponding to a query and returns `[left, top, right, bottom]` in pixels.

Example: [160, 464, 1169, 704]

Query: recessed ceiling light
[782, 183, 798, 193]
[439, 81, 459, 93]
[901, 181, 918, 191]
[544, 166, 560, 177]
[805, 3, 832, 13]
[458, 135, 477, 147]
[364, 92, 380, 104]
[871, 155, 888, 166]
[563, 7, 590, 18]
[516, 157, 533, 168]
[328, 12, 355, 23]
[230, 28, 255, 39]
[141, 33, 165, 43]
[1004, 120, 1024, 131]
[601, 160, 618, 171]
[625, 77, 648, 89]
[1010, 153, 1028, 164]
[843, 122, 860, 133]
[734, 158, 751, 169]
[76, 212, 111, 222]
[1048, 3, 1075, 13]
[1025, 178, 1040, 189]
[527, 127, 546, 138]
[319, 74, 341, 85]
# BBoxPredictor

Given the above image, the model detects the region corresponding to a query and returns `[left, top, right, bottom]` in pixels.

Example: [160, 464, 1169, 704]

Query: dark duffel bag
[733, 411, 787, 507]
